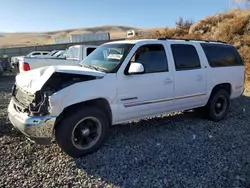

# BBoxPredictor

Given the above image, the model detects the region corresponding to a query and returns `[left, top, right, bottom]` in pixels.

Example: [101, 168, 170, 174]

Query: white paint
[128, 62, 144, 74]
[15, 65, 106, 94]
[12, 39, 245, 126]
[107, 54, 123, 60]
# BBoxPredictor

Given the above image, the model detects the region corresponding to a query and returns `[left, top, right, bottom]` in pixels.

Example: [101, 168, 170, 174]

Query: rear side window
[171, 44, 201, 71]
[201, 43, 243, 67]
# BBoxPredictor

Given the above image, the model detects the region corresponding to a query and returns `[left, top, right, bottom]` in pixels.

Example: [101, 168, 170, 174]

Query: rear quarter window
[200, 43, 244, 67]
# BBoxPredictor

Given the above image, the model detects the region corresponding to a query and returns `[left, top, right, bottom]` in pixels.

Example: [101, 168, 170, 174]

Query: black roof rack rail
[158, 37, 227, 44]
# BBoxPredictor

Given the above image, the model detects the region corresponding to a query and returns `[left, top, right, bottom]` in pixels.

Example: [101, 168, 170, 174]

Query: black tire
[55, 107, 110, 158]
[205, 89, 230, 122]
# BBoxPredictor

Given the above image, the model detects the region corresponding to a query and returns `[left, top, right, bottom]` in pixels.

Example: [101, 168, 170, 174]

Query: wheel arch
[206, 83, 232, 105]
[53, 98, 113, 131]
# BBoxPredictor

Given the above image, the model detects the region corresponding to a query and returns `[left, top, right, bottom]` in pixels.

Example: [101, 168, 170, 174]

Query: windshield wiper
[82, 64, 108, 73]
[92, 65, 108, 73]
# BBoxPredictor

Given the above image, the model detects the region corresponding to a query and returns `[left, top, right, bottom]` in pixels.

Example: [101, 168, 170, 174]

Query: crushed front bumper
[7, 98, 57, 145]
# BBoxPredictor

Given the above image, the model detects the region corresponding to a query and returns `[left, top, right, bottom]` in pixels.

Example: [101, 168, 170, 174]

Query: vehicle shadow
[73, 95, 250, 187]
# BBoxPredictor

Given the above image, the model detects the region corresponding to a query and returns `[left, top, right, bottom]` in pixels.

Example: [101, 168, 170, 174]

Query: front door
[117, 43, 174, 122]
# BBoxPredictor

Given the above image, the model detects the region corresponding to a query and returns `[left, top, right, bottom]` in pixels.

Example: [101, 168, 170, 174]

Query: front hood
[15, 65, 106, 94]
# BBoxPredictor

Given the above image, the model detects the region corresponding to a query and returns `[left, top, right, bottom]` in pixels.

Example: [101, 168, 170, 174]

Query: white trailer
[71, 32, 110, 43]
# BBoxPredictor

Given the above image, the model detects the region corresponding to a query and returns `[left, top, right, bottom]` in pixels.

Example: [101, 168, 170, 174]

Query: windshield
[79, 43, 134, 73]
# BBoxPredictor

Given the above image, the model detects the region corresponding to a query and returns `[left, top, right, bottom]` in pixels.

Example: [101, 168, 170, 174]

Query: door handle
[164, 78, 173, 84]
[196, 75, 203, 81]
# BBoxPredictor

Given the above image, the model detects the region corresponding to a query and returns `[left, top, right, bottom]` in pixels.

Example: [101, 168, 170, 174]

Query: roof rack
[158, 37, 227, 44]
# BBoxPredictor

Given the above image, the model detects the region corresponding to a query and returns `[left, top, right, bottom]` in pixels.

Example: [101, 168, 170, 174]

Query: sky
[0, 0, 245, 33]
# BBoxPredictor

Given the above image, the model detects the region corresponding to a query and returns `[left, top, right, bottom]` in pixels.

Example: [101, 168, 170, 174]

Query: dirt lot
[0, 73, 250, 188]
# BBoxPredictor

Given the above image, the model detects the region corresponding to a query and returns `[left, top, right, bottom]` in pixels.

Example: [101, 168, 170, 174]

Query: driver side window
[130, 44, 169, 73]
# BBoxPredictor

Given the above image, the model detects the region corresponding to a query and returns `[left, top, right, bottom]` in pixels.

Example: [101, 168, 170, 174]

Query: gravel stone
[0, 73, 250, 188]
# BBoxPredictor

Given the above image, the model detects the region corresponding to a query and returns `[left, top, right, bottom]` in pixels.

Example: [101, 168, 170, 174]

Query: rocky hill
[135, 9, 250, 85]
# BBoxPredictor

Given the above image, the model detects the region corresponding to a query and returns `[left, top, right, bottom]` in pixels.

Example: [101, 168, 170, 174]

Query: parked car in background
[33, 50, 59, 58]
[18, 45, 97, 72]
[33, 50, 66, 59]
[7, 38, 245, 158]
[52, 50, 66, 58]
[11, 51, 50, 68]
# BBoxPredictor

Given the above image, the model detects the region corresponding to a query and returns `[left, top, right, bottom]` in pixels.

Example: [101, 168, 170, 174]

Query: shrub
[132, 9, 250, 82]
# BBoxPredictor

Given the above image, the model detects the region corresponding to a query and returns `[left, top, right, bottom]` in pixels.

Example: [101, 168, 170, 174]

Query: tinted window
[201, 43, 243, 67]
[43, 52, 49, 55]
[86, 47, 96, 56]
[32, 53, 41, 56]
[130, 44, 168, 73]
[171, 44, 201, 71]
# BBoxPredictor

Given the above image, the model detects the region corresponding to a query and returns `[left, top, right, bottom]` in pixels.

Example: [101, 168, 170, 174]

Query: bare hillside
[0, 25, 165, 48]
[134, 9, 250, 87]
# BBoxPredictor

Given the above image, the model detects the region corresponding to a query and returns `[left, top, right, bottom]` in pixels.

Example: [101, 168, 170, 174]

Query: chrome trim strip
[121, 97, 138, 101]
[123, 93, 207, 108]
[174, 92, 207, 100]
[235, 85, 243, 89]
[124, 97, 173, 107]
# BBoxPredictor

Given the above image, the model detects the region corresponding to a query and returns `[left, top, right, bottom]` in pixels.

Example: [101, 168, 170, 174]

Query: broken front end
[8, 83, 56, 144]
[7, 71, 99, 144]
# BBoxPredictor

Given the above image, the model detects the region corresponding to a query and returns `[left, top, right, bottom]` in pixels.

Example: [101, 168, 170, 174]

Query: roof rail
[158, 37, 227, 44]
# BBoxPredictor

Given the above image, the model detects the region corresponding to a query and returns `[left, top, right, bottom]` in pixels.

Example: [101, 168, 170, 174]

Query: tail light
[22, 62, 30, 71]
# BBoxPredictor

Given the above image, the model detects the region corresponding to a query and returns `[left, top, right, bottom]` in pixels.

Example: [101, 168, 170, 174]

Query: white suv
[8, 38, 245, 158]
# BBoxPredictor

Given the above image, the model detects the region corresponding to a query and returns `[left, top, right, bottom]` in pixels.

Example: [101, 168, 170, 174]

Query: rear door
[169, 43, 207, 109]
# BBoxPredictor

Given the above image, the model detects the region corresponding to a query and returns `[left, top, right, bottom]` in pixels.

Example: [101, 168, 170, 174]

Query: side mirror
[128, 62, 144, 74]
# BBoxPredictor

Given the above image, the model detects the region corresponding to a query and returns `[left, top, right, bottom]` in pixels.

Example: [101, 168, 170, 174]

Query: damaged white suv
[8, 38, 245, 158]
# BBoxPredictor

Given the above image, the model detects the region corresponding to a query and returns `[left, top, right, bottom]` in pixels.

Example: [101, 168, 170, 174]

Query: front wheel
[55, 107, 110, 158]
[205, 89, 230, 122]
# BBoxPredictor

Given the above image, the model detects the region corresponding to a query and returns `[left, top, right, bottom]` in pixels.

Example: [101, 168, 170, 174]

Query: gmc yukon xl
[8, 38, 245, 158]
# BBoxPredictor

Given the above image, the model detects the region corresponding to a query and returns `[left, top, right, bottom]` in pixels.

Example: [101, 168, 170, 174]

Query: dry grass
[132, 9, 250, 86]
[0, 25, 166, 48]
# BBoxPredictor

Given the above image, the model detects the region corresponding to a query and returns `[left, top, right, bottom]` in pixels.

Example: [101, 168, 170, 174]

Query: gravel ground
[0, 73, 250, 188]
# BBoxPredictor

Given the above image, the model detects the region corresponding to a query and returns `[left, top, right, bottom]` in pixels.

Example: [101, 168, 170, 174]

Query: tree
[234, 0, 250, 9]
[175, 17, 194, 30]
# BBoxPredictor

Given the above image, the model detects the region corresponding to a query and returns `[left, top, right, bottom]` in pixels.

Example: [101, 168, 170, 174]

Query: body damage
[12, 65, 109, 117]
[48, 74, 117, 120]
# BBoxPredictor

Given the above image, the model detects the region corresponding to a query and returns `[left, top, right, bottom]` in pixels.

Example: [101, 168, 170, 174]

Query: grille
[13, 85, 35, 108]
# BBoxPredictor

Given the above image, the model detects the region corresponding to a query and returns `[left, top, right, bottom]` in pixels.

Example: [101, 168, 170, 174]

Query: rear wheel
[205, 89, 230, 121]
[55, 107, 110, 158]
